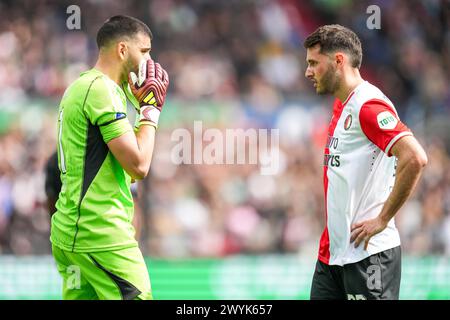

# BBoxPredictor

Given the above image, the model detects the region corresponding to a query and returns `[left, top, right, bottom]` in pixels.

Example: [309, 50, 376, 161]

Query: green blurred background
[1, 256, 450, 300]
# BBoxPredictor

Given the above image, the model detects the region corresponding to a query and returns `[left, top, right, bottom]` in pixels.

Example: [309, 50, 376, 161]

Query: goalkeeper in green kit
[50, 15, 169, 300]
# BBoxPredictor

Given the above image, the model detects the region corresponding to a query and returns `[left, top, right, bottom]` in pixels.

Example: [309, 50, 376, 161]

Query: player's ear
[117, 41, 128, 61]
[334, 52, 345, 68]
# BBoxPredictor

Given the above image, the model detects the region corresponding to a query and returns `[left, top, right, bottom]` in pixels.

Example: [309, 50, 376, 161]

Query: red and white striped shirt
[319, 81, 412, 266]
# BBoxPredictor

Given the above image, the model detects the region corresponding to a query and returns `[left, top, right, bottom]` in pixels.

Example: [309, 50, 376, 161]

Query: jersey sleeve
[84, 77, 132, 143]
[359, 99, 413, 156]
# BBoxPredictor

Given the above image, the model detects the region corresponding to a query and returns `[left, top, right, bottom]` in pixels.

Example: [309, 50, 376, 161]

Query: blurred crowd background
[0, 0, 449, 258]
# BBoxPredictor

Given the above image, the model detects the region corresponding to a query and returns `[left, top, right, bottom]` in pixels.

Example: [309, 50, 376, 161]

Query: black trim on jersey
[98, 113, 127, 126]
[88, 254, 142, 300]
[73, 122, 109, 251]
[72, 75, 102, 252]
[81, 123, 109, 200]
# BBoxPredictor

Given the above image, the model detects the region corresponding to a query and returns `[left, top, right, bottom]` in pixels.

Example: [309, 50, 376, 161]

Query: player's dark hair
[96, 15, 153, 49]
[303, 24, 362, 69]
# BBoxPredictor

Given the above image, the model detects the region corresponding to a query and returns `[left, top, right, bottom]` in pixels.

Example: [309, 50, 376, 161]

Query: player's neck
[334, 70, 364, 104]
[94, 58, 123, 85]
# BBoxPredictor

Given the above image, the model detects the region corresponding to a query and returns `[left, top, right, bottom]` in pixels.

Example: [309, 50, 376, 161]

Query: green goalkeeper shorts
[52, 244, 152, 300]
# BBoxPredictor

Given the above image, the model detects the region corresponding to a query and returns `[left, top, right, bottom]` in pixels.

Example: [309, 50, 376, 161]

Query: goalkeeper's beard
[121, 57, 139, 83]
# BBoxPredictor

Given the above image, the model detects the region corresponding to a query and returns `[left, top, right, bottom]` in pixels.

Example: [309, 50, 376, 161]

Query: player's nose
[305, 67, 313, 79]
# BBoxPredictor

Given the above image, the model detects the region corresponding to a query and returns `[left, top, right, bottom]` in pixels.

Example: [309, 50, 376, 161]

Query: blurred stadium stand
[0, 0, 449, 299]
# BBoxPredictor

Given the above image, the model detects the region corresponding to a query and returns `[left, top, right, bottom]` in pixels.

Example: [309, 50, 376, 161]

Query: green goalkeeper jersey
[51, 68, 137, 252]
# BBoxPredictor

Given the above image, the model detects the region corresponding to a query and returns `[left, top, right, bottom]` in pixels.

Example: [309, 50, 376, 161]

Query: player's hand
[350, 217, 388, 250]
[129, 58, 169, 109]
[128, 58, 169, 127]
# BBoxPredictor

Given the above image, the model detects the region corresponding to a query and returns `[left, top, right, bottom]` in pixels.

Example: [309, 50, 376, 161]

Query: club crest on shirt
[344, 114, 352, 130]
[377, 111, 398, 130]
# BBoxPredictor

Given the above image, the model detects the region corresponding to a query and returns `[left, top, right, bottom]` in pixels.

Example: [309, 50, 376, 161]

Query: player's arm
[351, 136, 427, 249]
[107, 125, 156, 180]
[45, 151, 62, 217]
[351, 100, 428, 249]
[108, 58, 169, 180]
[376, 136, 427, 225]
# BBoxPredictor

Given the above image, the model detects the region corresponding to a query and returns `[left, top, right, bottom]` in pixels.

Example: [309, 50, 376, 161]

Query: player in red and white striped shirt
[304, 25, 428, 300]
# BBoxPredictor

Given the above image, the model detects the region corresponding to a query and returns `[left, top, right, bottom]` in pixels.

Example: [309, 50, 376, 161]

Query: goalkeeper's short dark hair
[303, 24, 362, 69]
[96, 15, 153, 49]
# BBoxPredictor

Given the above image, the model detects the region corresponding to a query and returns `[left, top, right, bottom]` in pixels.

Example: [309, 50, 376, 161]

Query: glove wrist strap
[138, 105, 160, 129]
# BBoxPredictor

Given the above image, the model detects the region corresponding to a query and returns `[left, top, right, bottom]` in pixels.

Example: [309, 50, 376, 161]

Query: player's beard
[121, 57, 139, 83]
[317, 63, 340, 95]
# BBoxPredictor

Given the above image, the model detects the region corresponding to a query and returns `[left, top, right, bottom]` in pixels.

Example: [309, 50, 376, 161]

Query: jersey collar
[341, 80, 367, 107]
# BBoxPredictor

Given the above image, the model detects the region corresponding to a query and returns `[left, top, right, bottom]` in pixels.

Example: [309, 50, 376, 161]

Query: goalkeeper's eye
[141, 47, 151, 55]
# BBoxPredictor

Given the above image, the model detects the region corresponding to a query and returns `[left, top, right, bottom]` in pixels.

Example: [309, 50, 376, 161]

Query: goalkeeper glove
[128, 58, 169, 129]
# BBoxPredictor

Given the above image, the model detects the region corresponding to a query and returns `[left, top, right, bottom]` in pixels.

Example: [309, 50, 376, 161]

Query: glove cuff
[138, 105, 160, 129]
